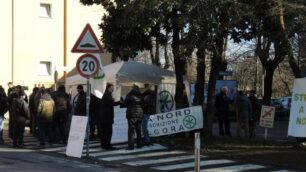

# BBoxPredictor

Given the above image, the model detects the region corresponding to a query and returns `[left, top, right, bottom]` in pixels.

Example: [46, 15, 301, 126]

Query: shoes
[126, 147, 134, 150]
[101, 145, 116, 150]
[144, 142, 153, 146]
[137, 145, 142, 148]
[103, 146, 116, 150]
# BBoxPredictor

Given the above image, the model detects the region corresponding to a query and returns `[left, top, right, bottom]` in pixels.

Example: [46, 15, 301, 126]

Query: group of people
[0, 81, 157, 151]
[215, 87, 260, 138]
[98, 83, 156, 150]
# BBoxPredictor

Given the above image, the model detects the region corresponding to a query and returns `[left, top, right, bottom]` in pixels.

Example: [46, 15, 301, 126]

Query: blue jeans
[142, 114, 150, 143]
[0, 115, 3, 140]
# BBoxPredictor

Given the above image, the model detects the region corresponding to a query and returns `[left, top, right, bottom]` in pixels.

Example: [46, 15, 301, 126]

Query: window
[39, 3, 51, 18]
[38, 61, 52, 76]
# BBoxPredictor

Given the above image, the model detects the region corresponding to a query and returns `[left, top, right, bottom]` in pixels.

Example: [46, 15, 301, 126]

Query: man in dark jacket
[141, 83, 155, 146]
[11, 85, 30, 147]
[123, 84, 144, 150]
[73, 85, 86, 116]
[98, 83, 120, 150]
[52, 85, 71, 144]
[215, 86, 231, 136]
[235, 91, 252, 137]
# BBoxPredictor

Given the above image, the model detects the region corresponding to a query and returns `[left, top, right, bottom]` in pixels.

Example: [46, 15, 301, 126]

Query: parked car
[280, 96, 292, 110]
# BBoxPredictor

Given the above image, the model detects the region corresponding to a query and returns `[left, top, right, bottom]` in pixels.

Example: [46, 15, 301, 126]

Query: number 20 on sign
[76, 54, 100, 79]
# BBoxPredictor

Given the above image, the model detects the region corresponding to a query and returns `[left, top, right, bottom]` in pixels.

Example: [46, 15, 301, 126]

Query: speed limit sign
[76, 54, 100, 78]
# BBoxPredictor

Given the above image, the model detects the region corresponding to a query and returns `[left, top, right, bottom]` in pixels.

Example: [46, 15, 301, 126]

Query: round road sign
[76, 54, 100, 78]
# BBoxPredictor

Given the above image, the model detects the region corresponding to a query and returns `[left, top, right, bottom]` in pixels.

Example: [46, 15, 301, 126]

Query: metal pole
[264, 128, 268, 140]
[194, 132, 200, 172]
[86, 79, 90, 157]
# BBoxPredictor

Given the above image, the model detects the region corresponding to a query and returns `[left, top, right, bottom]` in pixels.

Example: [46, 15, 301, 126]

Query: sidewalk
[212, 120, 296, 142]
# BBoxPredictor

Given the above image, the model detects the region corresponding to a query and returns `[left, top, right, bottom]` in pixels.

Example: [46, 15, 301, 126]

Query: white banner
[66, 116, 88, 158]
[288, 78, 306, 137]
[111, 107, 128, 143]
[111, 106, 203, 143]
[157, 83, 176, 113]
[148, 106, 203, 137]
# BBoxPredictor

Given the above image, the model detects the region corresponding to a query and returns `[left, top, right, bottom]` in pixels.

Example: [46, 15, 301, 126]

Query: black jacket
[74, 91, 86, 116]
[98, 90, 119, 124]
[11, 97, 30, 123]
[123, 88, 144, 119]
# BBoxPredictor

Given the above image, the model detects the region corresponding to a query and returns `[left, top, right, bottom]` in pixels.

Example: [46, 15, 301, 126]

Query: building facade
[0, 0, 110, 94]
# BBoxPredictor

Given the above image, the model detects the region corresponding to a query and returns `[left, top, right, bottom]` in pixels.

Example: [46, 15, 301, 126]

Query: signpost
[259, 105, 276, 140]
[68, 23, 104, 158]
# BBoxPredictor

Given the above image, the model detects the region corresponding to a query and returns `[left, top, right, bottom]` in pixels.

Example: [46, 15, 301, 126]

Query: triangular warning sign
[71, 23, 104, 53]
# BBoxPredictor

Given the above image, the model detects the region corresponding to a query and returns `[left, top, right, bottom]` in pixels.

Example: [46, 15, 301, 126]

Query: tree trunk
[194, 48, 205, 106]
[204, 37, 227, 137]
[171, 9, 185, 109]
[262, 67, 275, 105]
[164, 32, 170, 69]
[155, 38, 161, 66]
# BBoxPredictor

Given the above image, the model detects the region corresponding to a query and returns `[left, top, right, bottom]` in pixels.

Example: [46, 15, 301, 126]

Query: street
[0, 122, 299, 172]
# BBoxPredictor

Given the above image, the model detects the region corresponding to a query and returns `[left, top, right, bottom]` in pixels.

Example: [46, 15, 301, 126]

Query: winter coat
[98, 90, 119, 124]
[52, 91, 71, 113]
[123, 88, 144, 119]
[74, 90, 86, 116]
[37, 93, 55, 123]
[142, 89, 156, 115]
[235, 94, 252, 120]
[11, 97, 30, 123]
[215, 92, 230, 117]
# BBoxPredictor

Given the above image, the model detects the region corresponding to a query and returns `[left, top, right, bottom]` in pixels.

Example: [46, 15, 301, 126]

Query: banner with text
[112, 106, 203, 143]
[288, 78, 306, 137]
[148, 106, 203, 137]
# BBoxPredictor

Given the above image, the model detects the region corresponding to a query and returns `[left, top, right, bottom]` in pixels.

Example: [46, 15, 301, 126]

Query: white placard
[288, 78, 306, 137]
[148, 106, 203, 137]
[66, 116, 88, 158]
[111, 107, 128, 143]
[111, 106, 203, 143]
[259, 105, 275, 128]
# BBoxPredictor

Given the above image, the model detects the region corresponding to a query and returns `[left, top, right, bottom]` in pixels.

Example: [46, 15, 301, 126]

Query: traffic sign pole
[86, 79, 90, 157]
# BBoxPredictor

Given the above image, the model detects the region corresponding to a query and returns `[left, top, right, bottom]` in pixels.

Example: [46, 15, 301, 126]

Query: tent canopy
[66, 61, 176, 86]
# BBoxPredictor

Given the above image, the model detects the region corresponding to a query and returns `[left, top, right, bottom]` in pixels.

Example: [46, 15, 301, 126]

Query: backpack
[0, 97, 9, 115]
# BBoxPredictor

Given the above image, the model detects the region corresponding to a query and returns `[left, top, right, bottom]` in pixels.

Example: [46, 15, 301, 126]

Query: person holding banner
[98, 83, 120, 150]
[123, 84, 144, 150]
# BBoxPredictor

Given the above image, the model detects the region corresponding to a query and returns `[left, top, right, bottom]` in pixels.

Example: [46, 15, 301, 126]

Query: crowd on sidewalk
[0, 82, 157, 150]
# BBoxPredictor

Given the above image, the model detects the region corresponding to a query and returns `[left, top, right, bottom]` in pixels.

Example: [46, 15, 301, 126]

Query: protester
[7, 85, 17, 139]
[11, 85, 30, 147]
[37, 89, 55, 147]
[97, 83, 120, 150]
[29, 87, 39, 134]
[215, 86, 231, 136]
[248, 90, 260, 138]
[73, 85, 86, 116]
[89, 94, 100, 141]
[52, 85, 71, 144]
[0, 86, 8, 144]
[235, 91, 252, 137]
[141, 83, 156, 146]
[123, 84, 144, 150]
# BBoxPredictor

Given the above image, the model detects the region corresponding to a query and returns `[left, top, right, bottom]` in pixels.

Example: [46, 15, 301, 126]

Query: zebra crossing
[3, 130, 295, 172]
